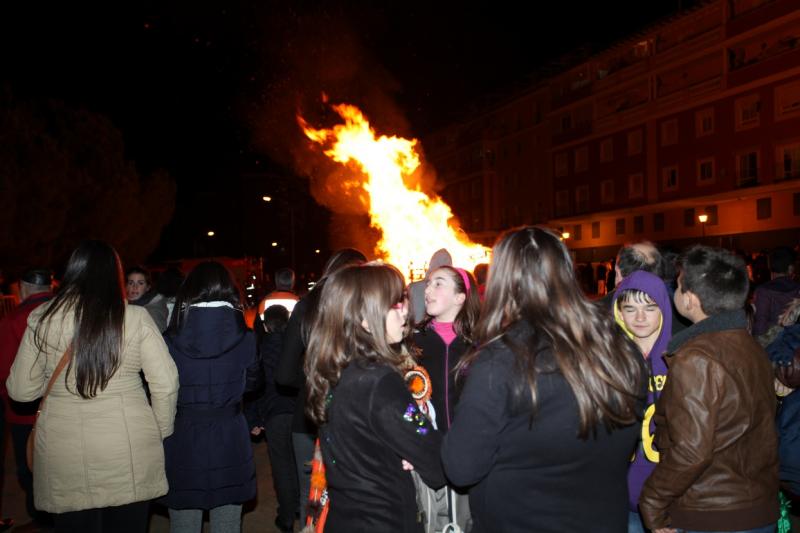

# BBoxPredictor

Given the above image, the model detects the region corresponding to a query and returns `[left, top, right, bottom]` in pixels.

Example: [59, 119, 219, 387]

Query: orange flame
[300, 102, 489, 280]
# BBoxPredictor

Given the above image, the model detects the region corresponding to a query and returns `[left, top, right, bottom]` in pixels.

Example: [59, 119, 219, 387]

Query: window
[653, 212, 665, 232]
[560, 113, 572, 132]
[736, 150, 759, 186]
[634, 215, 644, 234]
[471, 207, 482, 230]
[600, 138, 614, 162]
[555, 153, 568, 177]
[662, 165, 679, 191]
[627, 129, 643, 155]
[601, 179, 615, 204]
[705, 205, 718, 225]
[574, 146, 589, 173]
[684, 208, 696, 227]
[616, 218, 626, 235]
[555, 190, 570, 216]
[695, 108, 715, 137]
[628, 173, 644, 199]
[775, 81, 800, 121]
[575, 185, 589, 213]
[471, 178, 482, 199]
[757, 197, 772, 220]
[660, 119, 678, 146]
[777, 142, 800, 180]
[573, 224, 582, 241]
[697, 157, 715, 184]
[735, 94, 760, 130]
[592, 221, 600, 239]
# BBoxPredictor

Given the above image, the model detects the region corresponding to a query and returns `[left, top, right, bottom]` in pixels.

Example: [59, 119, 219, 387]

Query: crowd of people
[0, 228, 798, 533]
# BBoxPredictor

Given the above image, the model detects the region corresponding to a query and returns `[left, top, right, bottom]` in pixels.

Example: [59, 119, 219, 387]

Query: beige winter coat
[6, 303, 179, 513]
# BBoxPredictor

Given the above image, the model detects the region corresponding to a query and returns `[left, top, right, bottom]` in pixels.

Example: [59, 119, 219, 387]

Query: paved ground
[0, 435, 288, 532]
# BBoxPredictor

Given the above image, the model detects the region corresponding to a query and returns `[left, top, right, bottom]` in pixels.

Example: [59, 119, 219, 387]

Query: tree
[0, 90, 175, 275]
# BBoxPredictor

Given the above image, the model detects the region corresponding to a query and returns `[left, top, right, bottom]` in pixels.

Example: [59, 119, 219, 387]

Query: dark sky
[1, 1, 694, 260]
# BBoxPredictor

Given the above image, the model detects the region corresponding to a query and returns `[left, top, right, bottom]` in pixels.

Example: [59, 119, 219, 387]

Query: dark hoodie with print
[612, 270, 673, 513]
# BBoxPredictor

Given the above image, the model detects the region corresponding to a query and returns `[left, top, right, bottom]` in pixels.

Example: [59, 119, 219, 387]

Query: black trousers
[264, 413, 299, 529]
[54, 500, 149, 533]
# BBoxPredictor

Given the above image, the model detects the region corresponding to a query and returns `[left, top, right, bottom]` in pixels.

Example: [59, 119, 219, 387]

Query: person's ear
[684, 290, 701, 313]
[455, 292, 466, 306]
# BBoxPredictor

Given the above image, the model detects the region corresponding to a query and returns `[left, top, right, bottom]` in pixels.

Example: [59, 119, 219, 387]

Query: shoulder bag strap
[40, 345, 72, 407]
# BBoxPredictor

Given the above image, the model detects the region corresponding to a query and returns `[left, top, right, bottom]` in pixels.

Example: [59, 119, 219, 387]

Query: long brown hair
[305, 262, 412, 425]
[418, 266, 480, 344]
[458, 226, 644, 437]
[34, 240, 125, 399]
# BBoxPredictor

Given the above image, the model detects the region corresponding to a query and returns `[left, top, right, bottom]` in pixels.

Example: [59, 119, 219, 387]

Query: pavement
[0, 435, 287, 532]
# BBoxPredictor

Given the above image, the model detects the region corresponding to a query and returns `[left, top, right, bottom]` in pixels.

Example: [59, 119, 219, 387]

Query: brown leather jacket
[639, 310, 779, 531]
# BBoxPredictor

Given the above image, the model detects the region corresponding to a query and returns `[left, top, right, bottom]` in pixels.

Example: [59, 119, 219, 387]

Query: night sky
[1, 1, 695, 265]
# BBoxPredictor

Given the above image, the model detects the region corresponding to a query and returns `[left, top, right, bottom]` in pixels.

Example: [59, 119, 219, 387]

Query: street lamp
[561, 231, 571, 240]
[207, 230, 215, 237]
[698, 214, 708, 239]
[271, 241, 278, 247]
[262, 196, 272, 202]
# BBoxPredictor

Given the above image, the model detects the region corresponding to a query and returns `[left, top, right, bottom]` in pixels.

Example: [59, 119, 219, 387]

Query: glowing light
[300, 101, 489, 279]
[207, 231, 215, 237]
[271, 242, 278, 247]
[561, 231, 571, 240]
[314, 249, 321, 254]
[698, 214, 708, 223]
[262, 196, 272, 202]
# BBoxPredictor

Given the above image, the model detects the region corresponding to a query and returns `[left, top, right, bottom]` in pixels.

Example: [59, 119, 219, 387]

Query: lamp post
[698, 214, 708, 239]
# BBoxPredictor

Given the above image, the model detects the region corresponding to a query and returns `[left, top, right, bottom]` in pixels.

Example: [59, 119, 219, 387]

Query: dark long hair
[301, 248, 367, 344]
[457, 226, 644, 437]
[34, 240, 126, 399]
[305, 263, 412, 425]
[167, 261, 243, 333]
[418, 266, 480, 344]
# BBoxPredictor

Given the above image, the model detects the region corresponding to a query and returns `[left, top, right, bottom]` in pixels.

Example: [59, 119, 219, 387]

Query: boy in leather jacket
[639, 245, 779, 533]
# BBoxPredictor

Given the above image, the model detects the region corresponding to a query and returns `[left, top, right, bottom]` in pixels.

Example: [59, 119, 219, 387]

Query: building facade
[423, 0, 800, 261]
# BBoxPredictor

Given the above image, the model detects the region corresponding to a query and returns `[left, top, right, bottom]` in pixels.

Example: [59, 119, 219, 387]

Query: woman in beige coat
[6, 240, 179, 533]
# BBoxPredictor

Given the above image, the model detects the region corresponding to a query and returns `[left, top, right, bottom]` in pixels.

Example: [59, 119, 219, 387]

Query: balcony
[552, 121, 593, 147]
[551, 83, 593, 110]
[727, 0, 800, 38]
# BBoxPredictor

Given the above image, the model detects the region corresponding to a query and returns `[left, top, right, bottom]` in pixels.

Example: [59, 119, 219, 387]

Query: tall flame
[300, 102, 489, 280]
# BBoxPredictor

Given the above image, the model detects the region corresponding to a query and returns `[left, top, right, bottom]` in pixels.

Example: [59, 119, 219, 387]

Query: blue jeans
[677, 524, 775, 533]
[169, 505, 242, 533]
[629, 511, 648, 533]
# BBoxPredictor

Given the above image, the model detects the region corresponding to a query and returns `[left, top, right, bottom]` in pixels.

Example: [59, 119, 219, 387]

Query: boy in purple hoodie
[613, 270, 673, 533]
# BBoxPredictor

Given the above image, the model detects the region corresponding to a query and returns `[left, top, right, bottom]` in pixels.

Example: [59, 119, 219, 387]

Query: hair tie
[454, 267, 471, 293]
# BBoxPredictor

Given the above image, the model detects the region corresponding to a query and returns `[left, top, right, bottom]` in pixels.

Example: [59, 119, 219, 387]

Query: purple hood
[612, 270, 673, 512]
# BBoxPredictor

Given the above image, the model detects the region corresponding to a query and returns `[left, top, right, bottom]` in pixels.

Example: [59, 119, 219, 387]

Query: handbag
[26, 346, 72, 470]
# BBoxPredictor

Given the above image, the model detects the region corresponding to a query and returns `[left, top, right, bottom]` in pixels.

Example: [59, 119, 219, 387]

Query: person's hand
[401, 459, 414, 471]
[251, 426, 263, 437]
[653, 528, 677, 533]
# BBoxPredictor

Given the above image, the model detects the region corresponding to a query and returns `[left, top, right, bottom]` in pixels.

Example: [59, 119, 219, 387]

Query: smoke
[243, 3, 438, 254]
